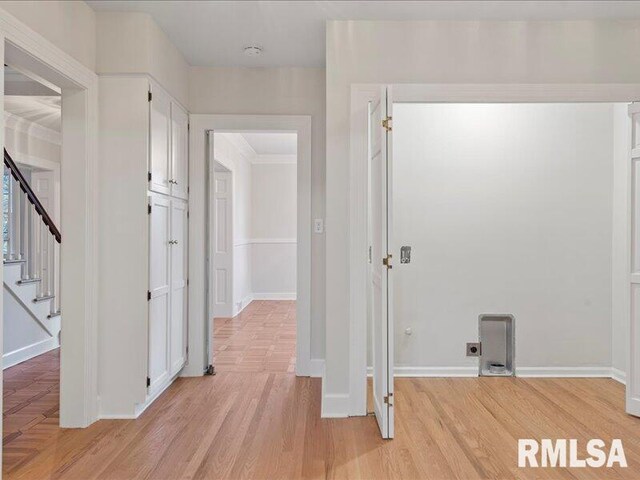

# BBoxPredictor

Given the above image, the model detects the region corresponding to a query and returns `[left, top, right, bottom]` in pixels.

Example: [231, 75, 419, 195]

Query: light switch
[314, 218, 324, 234]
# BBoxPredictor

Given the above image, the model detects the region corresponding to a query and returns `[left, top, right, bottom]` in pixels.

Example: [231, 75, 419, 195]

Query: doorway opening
[2, 64, 63, 469]
[208, 131, 298, 374]
[363, 95, 638, 442]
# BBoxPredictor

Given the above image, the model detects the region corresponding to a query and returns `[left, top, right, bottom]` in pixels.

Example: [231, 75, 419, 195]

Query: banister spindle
[12, 176, 21, 260]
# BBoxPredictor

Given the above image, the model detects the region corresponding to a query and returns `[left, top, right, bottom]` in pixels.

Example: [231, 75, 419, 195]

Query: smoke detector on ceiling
[244, 46, 263, 57]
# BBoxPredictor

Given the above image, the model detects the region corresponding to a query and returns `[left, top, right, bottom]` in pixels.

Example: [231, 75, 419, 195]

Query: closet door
[148, 193, 171, 393]
[149, 86, 171, 195]
[171, 103, 189, 200]
[170, 198, 188, 375]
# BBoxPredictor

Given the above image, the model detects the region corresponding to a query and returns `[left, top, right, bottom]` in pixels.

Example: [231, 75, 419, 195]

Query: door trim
[186, 114, 312, 377]
[0, 8, 99, 428]
[349, 83, 640, 418]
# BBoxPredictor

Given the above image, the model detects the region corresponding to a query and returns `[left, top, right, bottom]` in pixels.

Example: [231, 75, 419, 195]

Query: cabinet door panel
[170, 199, 188, 375]
[171, 103, 189, 200]
[150, 87, 171, 195]
[148, 194, 171, 392]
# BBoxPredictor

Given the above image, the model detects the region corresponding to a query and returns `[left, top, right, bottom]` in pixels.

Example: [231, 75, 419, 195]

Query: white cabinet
[150, 85, 189, 199]
[171, 103, 189, 200]
[149, 87, 171, 195]
[148, 194, 171, 393]
[148, 193, 188, 394]
[98, 76, 189, 416]
[170, 198, 188, 375]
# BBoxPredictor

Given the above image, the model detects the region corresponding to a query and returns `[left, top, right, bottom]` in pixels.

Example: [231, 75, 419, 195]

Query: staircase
[3, 148, 61, 366]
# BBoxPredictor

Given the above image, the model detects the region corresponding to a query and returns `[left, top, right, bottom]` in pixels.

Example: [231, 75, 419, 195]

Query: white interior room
[366, 100, 630, 409]
[210, 131, 298, 374]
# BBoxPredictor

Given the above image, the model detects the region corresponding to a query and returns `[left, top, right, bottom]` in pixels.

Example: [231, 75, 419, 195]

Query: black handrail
[4, 148, 61, 243]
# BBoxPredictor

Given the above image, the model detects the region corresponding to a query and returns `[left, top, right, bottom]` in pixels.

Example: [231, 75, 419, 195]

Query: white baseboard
[309, 358, 325, 378]
[252, 292, 297, 301]
[320, 370, 349, 418]
[611, 367, 627, 385]
[516, 367, 613, 378]
[366, 366, 478, 377]
[3, 336, 59, 369]
[365, 365, 624, 380]
[232, 294, 254, 317]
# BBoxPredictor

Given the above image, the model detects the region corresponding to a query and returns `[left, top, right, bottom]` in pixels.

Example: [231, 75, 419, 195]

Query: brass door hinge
[384, 393, 394, 406]
[383, 254, 392, 269]
[382, 116, 392, 132]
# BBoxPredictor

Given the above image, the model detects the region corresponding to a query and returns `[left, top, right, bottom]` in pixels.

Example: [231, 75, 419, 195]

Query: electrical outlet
[314, 218, 324, 234]
[466, 342, 481, 357]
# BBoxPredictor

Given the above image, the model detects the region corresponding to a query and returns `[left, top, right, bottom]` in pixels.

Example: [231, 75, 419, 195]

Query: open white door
[369, 86, 394, 438]
[628, 102, 640, 416]
[211, 169, 233, 319]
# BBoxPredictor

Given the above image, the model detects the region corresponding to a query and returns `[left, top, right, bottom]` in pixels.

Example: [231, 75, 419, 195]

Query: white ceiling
[87, 1, 640, 68]
[4, 96, 61, 132]
[241, 133, 297, 156]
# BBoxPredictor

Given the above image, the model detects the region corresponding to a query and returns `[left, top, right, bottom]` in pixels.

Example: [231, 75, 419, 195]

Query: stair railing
[3, 148, 61, 316]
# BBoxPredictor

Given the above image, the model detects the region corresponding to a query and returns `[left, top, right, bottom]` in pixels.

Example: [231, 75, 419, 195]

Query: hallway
[213, 300, 296, 374]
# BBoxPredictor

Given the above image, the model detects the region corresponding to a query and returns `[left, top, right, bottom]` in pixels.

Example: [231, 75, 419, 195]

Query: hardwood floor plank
[5, 302, 640, 479]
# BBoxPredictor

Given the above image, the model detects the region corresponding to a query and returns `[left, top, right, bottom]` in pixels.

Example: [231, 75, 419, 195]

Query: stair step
[33, 294, 54, 303]
[47, 310, 61, 319]
[3, 258, 25, 265]
[17, 278, 41, 285]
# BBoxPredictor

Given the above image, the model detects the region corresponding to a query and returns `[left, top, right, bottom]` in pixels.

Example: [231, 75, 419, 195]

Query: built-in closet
[98, 77, 189, 417]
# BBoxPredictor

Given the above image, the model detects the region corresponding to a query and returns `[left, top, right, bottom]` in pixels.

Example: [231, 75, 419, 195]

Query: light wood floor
[213, 300, 296, 373]
[3, 373, 640, 479]
[4, 300, 640, 479]
[3, 348, 60, 473]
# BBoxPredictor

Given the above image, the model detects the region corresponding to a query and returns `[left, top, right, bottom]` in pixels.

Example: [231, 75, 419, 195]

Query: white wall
[191, 67, 325, 359]
[213, 133, 253, 313]
[612, 103, 631, 380]
[0, 1, 96, 71]
[251, 163, 297, 298]
[96, 11, 189, 107]
[393, 103, 614, 371]
[214, 136, 298, 308]
[326, 20, 640, 403]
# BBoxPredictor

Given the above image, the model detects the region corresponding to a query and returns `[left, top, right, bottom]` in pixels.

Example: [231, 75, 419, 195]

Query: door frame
[0, 9, 99, 428]
[349, 83, 640, 417]
[186, 114, 312, 377]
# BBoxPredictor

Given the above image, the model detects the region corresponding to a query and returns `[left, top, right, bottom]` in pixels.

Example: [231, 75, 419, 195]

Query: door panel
[369, 86, 394, 438]
[212, 171, 233, 318]
[171, 102, 189, 200]
[148, 193, 170, 393]
[170, 199, 188, 375]
[628, 102, 640, 416]
[150, 86, 171, 195]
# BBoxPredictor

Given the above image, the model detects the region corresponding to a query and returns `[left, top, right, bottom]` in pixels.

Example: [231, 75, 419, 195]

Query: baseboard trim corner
[611, 367, 627, 385]
[3, 337, 59, 369]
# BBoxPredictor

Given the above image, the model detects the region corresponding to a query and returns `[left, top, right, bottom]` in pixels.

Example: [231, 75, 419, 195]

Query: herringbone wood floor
[3, 348, 59, 473]
[213, 300, 296, 373]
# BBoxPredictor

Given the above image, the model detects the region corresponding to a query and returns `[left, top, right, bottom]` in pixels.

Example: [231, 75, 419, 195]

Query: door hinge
[147, 290, 151, 301]
[148, 91, 152, 102]
[148, 171, 152, 182]
[382, 116, 392, 132]
[146, 376, 151, 387]
[384, 393, 394, 406]
[187, 210, 190, 219]
[383, 254, 393, 269]
[187, 278, 189, 286]
[148, 204, 152, 214]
